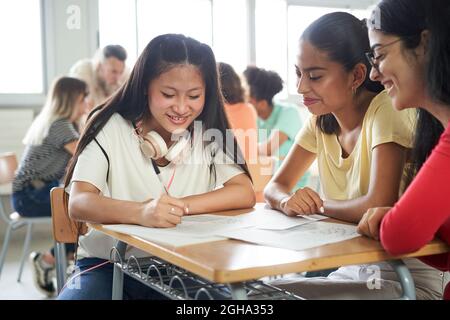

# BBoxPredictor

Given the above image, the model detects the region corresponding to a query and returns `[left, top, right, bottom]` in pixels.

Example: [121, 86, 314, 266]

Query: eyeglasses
[365, 38, 403, 72]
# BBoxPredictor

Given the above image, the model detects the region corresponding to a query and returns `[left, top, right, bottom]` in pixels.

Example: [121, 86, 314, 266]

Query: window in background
[255, 0, 288, 98]
[137, 0, 212, 52]
[287, 6, 372, 95]
[98, 0, 138, 67]
[0, 0, 43, 94]
[99, 0, 248, 77]
[97, 0, 373, 97]
[212, 0, 248, 73]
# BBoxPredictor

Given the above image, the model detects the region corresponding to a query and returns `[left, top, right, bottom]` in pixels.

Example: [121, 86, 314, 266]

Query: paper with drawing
[217, 221, 360, 251]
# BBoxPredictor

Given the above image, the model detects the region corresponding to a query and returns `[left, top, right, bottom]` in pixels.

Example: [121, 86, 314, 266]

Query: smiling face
[147, 64, 206, 137]
[296, 40, 359, 116]
[368, 29, 427, 110]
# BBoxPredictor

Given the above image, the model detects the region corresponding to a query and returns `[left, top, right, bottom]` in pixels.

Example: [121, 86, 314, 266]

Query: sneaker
[66, 259, 76, 277]
[29, 251, 56, 298]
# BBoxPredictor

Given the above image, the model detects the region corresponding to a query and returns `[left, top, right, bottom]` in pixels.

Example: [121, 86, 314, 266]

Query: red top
[380, 122, 450, 299]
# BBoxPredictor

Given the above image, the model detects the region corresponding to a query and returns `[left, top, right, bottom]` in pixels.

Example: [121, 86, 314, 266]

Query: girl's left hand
[280, 187, 323, 216]
[357, 207, 392, 240]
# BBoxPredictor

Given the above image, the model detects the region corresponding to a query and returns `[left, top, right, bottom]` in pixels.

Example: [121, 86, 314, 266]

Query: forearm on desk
[264, 182, 292, 212]
[69, 192, 142, 225]
[323, 195, 396, 224]
[264, 144, 317, 212]
[182, 176, 256, 215]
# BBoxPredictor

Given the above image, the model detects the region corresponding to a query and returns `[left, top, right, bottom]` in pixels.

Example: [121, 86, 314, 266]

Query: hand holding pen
[151, 159, 190, 214]
[139, 194, 186, 228]
[137, 160, 189, 228]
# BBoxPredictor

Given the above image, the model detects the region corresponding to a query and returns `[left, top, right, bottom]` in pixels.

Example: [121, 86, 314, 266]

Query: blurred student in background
[244, 66, 310, 190]
[11, 77, 88, 297]
[70, 44, 128, 112]
[218, 62, 258, 162]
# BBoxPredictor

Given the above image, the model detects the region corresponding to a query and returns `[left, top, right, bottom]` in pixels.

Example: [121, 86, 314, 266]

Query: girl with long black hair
[58, 34, 255, 299]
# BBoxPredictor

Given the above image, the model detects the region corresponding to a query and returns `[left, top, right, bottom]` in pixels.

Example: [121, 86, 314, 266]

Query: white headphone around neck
[133, 122, 191, 164]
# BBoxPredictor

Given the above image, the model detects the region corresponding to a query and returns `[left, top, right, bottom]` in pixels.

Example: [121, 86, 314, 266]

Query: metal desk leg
[112, 241, 127, 300]
[389, 260, 416, 300]
[228, 283, 248, 300]
[55, 242, 67, 294]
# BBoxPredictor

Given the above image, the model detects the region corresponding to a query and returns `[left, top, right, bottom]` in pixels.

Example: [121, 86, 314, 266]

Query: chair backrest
[50, 187, 87, 243]
[0, 152, 18, 222]
[248, 156, 274, 202]
[0, 152, 18, 185]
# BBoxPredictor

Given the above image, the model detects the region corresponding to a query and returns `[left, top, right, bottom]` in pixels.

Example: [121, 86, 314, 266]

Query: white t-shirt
[71, 113, 244, 259]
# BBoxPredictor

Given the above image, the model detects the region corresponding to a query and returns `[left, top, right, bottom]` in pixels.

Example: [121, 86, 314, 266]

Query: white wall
[0, 110, 34, 159]
[43, 0, 98, 85]
[0, 0, 99, 108]
[0, 0, 100, 159]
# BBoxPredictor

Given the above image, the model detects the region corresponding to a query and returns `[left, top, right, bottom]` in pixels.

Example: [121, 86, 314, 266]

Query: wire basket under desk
[109, 246, 303, 300]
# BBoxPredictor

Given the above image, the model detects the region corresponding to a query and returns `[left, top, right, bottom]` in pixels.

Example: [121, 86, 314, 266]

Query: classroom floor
[0, 235, 54, 300]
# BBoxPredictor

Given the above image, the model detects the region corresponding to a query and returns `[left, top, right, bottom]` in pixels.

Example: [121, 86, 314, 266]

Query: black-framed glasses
[365, 38, 403, 72]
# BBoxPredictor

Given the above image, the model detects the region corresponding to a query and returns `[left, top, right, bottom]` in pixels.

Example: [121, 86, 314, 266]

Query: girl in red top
[357, 0, 450, 299]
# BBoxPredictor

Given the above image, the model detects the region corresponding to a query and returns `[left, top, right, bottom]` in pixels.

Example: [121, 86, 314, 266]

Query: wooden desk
[89, 207, 450, 300]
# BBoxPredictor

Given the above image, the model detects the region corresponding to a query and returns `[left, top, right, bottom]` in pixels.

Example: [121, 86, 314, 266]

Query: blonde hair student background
[58, 34, 255, 300]
[11, 76, 89, 297]
[264, 12, 442, 299]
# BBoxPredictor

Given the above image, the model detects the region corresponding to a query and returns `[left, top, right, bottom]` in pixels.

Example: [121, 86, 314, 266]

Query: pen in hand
[151, 159, 189, 215]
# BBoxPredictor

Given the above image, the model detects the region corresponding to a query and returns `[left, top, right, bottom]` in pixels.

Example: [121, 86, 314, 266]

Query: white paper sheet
[103, 224, 227, 247]
[232, 203, 327, 230]
[103, 214, 256, 247]
[101, 204, 333, 248]
[217, 221, 360, 251]
[172, 214, 255, 236]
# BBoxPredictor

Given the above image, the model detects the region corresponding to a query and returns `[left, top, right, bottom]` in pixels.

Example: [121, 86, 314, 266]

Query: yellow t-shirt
[295, 91, 415, 200]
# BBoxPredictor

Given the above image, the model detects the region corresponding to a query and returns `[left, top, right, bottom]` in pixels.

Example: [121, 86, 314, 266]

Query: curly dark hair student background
[243, 66, 283, 107]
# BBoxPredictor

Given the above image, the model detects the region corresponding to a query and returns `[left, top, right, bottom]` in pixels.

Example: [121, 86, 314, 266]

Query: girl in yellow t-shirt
[264, 12, 442, 299]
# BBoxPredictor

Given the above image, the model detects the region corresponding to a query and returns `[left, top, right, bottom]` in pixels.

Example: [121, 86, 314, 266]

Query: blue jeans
[58, 258, 168, 300]
[12, 180, 59, 218]
[11, 180, 75, 256]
